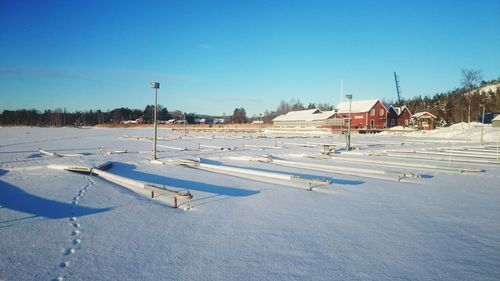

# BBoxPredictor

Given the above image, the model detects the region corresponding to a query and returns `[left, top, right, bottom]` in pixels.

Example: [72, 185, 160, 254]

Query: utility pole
[150, 82, 160, 160]
[346, 94, 352, 151]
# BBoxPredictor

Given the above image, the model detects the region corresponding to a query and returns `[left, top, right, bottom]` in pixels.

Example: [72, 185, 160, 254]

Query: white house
[272, 108, 343, 127]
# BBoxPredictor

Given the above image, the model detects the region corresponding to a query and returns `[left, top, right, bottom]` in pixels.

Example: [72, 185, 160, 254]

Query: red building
[387, 106, 412, 127]
[336, 99, 388, 129]
[411, 112, 436, 130]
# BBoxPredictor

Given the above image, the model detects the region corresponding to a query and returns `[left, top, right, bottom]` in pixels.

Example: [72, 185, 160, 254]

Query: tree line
[384, 73, 500, 125]
[0, 105, 178, 126]
[2, 70, 499, 126]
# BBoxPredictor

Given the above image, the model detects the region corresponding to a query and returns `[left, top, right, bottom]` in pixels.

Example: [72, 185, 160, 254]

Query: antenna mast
[394, 72, 402, 104]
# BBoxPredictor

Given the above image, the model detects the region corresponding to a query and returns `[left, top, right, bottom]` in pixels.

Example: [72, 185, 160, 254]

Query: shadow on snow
[0, 169, 112, 220]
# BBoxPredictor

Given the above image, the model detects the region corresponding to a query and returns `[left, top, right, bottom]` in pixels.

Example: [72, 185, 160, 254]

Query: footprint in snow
[56, 177, 94, 279]
[64, 248, 75, 255]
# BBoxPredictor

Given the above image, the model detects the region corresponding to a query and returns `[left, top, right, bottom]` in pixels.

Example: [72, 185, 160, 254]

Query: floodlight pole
[480, 104, 485, 145]
[260, 113, 263, 137]
[346, 94, 352, 151]
[150, 82, 160, 160]
[184, 112, 187, 136]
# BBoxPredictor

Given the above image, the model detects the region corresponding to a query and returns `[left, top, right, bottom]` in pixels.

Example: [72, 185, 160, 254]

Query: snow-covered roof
[335, 99, 382, 113]
[492, 115, 500, 121]
[412, 112, 436, 119]
[272, 109, 338, 122]
[390, 105, 411, 116]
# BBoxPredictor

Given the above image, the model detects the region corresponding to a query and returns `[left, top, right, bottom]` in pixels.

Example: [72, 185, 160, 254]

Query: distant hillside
[388, 80, 500, 125]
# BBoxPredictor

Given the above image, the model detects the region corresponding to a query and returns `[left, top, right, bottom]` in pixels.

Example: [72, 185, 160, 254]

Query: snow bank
[387, 123, 500, 143]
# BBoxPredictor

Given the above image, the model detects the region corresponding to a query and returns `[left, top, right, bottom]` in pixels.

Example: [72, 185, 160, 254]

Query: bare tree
[461, 69, 482, 124]
[231, 108, 247, 123]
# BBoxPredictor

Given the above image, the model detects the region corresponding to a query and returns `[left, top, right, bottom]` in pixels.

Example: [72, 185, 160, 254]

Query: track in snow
[53, 176, 94, 281]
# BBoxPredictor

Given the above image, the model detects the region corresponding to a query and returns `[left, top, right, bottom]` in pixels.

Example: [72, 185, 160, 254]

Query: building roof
[272, 108, 338, 122]
[390, 105, 412, 116]
[412, 112, 437, 119]
[335, 99, 383, 113]
[492, 115, 500, 121]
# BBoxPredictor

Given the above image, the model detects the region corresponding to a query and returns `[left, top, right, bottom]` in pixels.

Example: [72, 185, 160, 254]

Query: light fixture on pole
[150, 82, 160, 160]
[345, 94, 353, 151]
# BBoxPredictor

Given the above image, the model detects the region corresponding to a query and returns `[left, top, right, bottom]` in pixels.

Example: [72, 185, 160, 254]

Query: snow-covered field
[1, 126, 499, 281]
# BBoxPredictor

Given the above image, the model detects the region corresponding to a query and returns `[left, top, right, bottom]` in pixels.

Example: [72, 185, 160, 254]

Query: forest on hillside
[261, 81, 500, 125]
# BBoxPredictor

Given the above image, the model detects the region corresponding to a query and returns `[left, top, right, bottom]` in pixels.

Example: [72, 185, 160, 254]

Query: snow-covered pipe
[154, 158, 331, 188]
[226, 156, 412, 181]
[242, 144, 280, 150]
[48, 162, 192, 208]
[383, 152, 500, 165]
[199, 144, 224, 150]
[157, 144, 187, 151]
[278, 141, 316, 147]
[386, 149, 500, 161]
[39, 149, 60, 157]
[430, 148, 498, 157]
[414, 150, 499, 159]
[47, 164, 91, 172]
[325, 155, 482, 174]
[305, 141, 334, 146]
[270, 158, 412, 181]
[99, 148, 128, 155]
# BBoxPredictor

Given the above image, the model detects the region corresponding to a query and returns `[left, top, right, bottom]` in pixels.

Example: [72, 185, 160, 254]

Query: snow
[1, 126, 500, 280]
[335, 99, 381, 113]
[272, 109, 337, 122]
[400, 122, 500, 142]
[412, 112, 437, 119]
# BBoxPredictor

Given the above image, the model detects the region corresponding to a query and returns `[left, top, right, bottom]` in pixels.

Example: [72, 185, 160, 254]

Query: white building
[272, 108, 343, 127]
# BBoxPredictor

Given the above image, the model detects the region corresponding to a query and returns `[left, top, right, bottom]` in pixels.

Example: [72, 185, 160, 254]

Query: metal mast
[394, 72, 402, 104]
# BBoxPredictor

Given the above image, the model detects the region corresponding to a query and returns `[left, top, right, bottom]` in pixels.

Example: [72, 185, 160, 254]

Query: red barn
[336, 99, 388, 129]
[387, 105, 412, 127]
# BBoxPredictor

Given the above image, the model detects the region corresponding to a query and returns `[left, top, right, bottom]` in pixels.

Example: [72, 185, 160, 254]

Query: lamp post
[150, 82, 160, 160]
[480, 103, 485, 145]
[259, 113, 263, 137]
[183, 112, 187, 136]
[345, 94, 352, 151]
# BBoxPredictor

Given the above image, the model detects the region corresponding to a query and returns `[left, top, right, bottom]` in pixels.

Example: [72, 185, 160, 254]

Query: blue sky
[1, 0, 499, 116]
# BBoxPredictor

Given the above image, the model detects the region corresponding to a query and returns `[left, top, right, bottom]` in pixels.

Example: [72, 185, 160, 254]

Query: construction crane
[394, 72, 402, 104]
